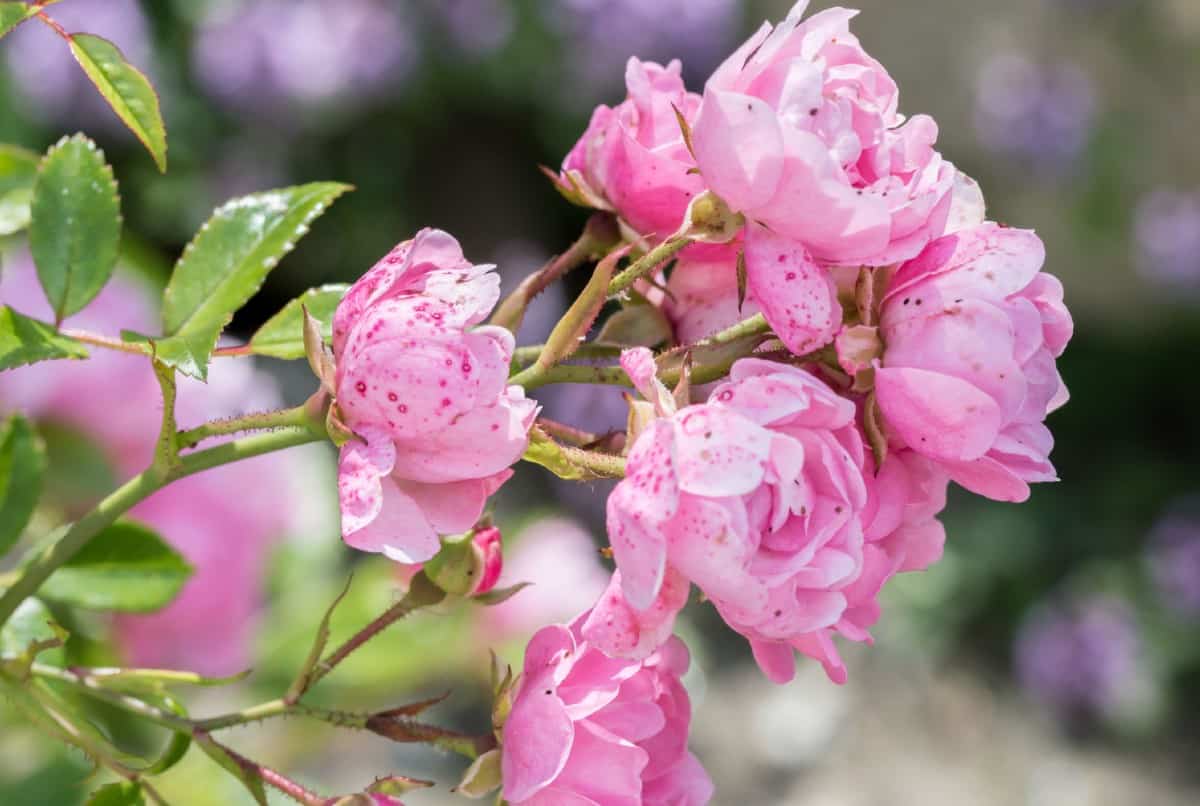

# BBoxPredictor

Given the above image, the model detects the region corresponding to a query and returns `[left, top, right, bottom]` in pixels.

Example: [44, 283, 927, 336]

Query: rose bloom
[334, 228, 537, 563]
[692, 0, 956, 268]
[873, 222, 1072, 502]
[562, 57, 705, 239]
[501, 614, 713, 805]
[590, 352, 948, 683]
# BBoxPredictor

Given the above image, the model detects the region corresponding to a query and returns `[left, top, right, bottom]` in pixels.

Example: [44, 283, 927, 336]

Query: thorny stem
[0, 419, 324, 630]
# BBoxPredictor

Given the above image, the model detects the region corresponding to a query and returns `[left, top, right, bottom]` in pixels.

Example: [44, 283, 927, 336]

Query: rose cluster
[325, 2, 1073, 802]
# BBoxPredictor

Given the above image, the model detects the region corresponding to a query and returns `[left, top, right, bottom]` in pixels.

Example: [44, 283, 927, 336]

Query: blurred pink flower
[562, 58, 705, 240]
[692, 0, 956, 267]
[0, 253, 323, 675]
[501, 615, 712, 805]
[874, 223, 1073, 502]
[334, 229, 537, 563]
[483, 516, 610, 641]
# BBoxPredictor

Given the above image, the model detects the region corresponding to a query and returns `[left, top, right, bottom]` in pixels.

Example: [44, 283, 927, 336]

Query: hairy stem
[176, 404, 313, 450]
[152, 362, 180, 472]
[0, 422, 323, 630]
[607, 235, 690, 297]
[511, 341, 621, 369]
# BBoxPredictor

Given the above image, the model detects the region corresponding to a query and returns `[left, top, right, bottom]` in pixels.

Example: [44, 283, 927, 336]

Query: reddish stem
[35, 11, 70, 40]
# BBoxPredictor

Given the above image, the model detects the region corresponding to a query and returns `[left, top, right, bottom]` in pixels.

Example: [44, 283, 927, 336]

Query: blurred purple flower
[1015, 594, 1141, 721]
[432, 0, 515, 56]
[193, 0, 416, 121]
[974, 53, 1096, 176]
[1133, 189, 1200, 293]
[4, 0, 155, 133]
[1146, 503, 1200, 617]
[546, 0, 739, 96]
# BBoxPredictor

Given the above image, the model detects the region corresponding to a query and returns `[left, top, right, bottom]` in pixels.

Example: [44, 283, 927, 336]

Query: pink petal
[743, 222, 841, 355]
[692, 88, 785, 213]
[874, 367, 1003, 462]
[337, 428, 397, 536]
[670, 406, 772, 497]
[607, 483, 670, 611]
[750, 639, 797, 684]
[395, 472, 510, 535]
[390, 390, 535, 484]
[502, 688, 575, 803]
[342, 475, 440, 564]
[944, 456, 1031, 503]
[582, 569, 689, 660]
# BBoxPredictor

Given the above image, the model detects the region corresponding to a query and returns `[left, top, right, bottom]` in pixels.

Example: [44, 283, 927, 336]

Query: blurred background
[1, 0, 1199, 803]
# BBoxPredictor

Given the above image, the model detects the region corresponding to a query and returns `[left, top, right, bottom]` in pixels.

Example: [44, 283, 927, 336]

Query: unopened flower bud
[424, 527, 503, 597]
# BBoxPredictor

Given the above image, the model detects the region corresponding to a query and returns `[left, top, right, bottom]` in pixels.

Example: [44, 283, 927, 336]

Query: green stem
[511, 341, 621, 369]
[556, 445, 626, 478]
[176, 404, 312, 451]
[60, 329, 153, 356]
[0, 425, 323, 630]
[515, 363, 632, 391]
[607, 235, 690, 297]
[152, 362, 180, 472]
[491, 213, 620, 332]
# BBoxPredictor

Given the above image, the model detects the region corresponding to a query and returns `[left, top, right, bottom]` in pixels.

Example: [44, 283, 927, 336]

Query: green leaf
[85, 782, 145, 806]
[195, 734, 268, 806]
[156, 182, 352, 379]
[286, 575, 352, 702]
[249, 283, 348, 359]
[0, 143, 39, 194]
[0, 414, 45, 555]
[0, 305, 89, 369]
[68, 33, 167, 172]
[596, 304, 673, 348]
[0, 598, 65, 667]
[522, 426, 614, 481]
[0, 2, 35, 40]
[0, 144, 38, 233]
[0, 185, 31, 235]
[29, 134, 122, 323]
[40, 521, 193, 613]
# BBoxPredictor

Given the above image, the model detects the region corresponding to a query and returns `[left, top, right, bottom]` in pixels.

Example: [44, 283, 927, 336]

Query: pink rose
[562, 58, 705, 239]
[754, 447, 949, 683]
[692, 0, 956, 268]
[595, 353, 878, 683]
[501, 615, 713, 806]
[874, 223, 1072, 503]
[334, 229, 538, 563]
